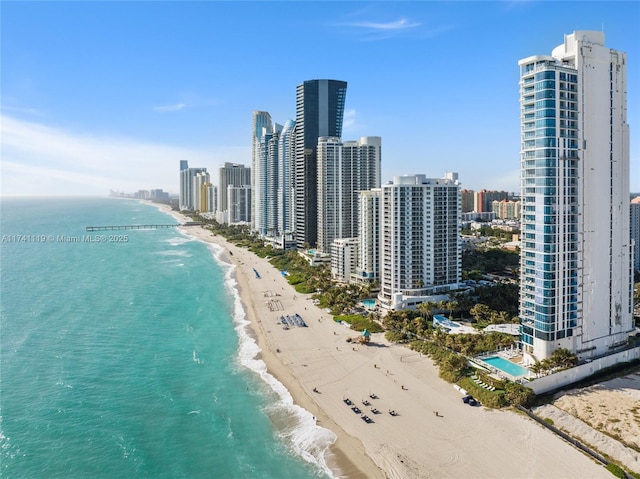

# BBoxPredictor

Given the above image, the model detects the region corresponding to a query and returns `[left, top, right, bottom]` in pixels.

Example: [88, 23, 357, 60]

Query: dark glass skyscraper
[294, 79, 347, 248]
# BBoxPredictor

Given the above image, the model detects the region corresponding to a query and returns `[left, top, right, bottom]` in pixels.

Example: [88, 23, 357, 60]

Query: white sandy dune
[534, 373, 640, 474]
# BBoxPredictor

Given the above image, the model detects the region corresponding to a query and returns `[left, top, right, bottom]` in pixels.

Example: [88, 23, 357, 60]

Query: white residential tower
[518, 31, 633, 361]
[378, 173, 462, 311]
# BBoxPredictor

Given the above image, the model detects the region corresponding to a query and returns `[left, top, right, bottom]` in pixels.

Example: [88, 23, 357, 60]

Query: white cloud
[348, 18, 421, 31]
[335, 15, 453, 42]
[153, 103, 186, 112]
[0, 115, 247, 196]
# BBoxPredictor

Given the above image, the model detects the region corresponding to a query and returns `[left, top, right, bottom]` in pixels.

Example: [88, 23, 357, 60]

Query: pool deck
[499, 352, 524, 365]
[475, 352, 531, 380]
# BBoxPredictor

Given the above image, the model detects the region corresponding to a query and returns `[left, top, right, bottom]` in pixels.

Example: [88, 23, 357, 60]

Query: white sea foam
[154, 250, 191, 258]
[209, 245, 338, 479]
[55, 380, 74, 389]
[158, 258, 183, 264]
[192, 349, 203, 365]
[164, 236, 194, 247]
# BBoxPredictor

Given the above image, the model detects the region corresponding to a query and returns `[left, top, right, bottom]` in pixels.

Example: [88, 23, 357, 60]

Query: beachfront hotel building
[227, 185, 252, 225]
[179, 161, 207, 211]
[251, 112, 297, 239]
[217, 162, 251, 223]
[316, 136, 382, 254]
[278, 119, 296, 237]
[192, 171, 210, 213]
[294, 79, 347, 249]
[179, 160, 189, 208]
[251, 111, 272, 234]
[377, 173, 462, 311]
[331, 237, 358, 283]
[252, 111, 283, 236]
[518, 31, 633, 362]
[200, 182, 216, 213]
[353, 188, 382, 284]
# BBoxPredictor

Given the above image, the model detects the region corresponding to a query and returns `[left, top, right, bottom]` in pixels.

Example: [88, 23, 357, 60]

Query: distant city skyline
[1, 2, 638, 197]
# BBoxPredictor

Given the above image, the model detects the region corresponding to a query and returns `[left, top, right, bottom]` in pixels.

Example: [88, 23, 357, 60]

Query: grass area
[457, 376, 506, 408]
[334, 314, 383, 333]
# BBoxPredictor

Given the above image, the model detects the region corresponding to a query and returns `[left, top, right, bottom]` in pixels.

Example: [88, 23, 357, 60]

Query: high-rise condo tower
[316, 136, 381, 253]
[278, 119, 296, 236]
[377, 173, 462, 311]
[218, 162, 251, 221]
[294, 79, 347, 249]
[252, 111, 277, 235]
[179, 161, 207, 211]
[518, 31, 633, 361]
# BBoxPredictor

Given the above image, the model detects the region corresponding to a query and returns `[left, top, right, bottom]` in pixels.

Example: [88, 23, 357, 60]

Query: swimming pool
[482, 356, 529, 378]
[361, 299, 376, 309]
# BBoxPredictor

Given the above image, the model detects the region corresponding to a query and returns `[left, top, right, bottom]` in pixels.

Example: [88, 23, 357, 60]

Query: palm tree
[470, 303, 491, 323]
[550, 348, 578, 368]
[441, 300, 459, 319]
[417, 301, 437, 323]
[496, 310, 511, 323]
[540, 358, 553, 374]
[530, 361, 544, 377]
[413, 315, 428, 337]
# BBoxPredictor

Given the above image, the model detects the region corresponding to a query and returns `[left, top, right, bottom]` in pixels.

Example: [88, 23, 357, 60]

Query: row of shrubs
[333, 314, 384, 333]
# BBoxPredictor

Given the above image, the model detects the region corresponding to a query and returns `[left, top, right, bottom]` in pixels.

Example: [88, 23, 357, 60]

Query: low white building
[331, 238, 358, 283]
[298, 249, 331, 267]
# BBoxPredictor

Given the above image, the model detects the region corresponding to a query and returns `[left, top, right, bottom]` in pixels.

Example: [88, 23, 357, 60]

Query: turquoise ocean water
[0, 198, 335, 478]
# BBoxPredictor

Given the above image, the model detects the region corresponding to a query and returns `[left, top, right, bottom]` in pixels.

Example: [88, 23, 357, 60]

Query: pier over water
[86, 222, 201, 232]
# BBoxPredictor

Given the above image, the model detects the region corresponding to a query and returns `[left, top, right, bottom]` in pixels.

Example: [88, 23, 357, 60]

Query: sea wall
[527, 346, 640, 395]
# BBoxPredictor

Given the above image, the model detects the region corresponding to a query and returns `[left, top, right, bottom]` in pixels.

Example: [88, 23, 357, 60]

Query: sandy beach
[156, 203, 614, 478]
[533, 373, 640, 474]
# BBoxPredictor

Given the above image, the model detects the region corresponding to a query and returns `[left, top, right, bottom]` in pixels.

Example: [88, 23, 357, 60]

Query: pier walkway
[86, 222, 201, 232]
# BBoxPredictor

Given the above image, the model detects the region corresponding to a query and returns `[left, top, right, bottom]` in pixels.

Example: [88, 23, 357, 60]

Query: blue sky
[2, 1, 638, 196]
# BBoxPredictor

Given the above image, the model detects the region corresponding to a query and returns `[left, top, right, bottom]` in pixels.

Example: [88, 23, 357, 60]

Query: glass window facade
[519, 61, 580, 348]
